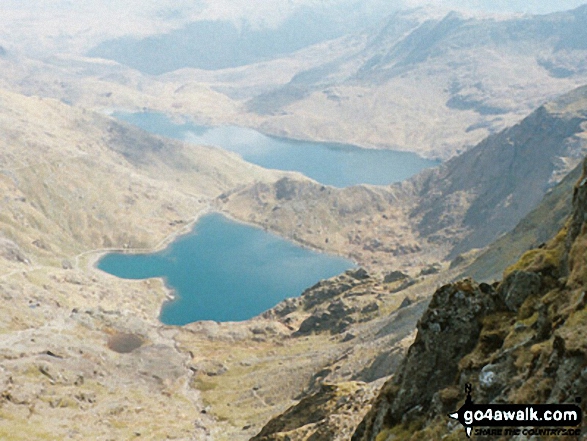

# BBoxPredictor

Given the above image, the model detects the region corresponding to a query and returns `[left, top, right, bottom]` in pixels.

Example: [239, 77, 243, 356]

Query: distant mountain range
[239, 5, 587, 159]
[2, 3, 587, 440]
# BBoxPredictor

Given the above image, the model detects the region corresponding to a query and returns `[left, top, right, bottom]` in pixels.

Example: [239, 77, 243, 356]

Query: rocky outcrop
[0, 237, 28, 263]
[264, 269, 389, 336]
[352, 280, 503, 440]
[496, 270, 542, 311]
[250, 382, 380, 441]
[352, 156, 587, 440]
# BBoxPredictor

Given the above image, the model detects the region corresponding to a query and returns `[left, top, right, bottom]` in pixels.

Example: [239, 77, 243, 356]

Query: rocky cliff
[351, 157, 587, 440]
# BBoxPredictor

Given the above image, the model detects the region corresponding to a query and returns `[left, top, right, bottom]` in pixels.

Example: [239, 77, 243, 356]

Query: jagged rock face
[567, 158, 587, 253]
[352, 280, 501, 440]
[352, 157, 587, 441]
[411, 96, 587, 260]
[266, 269, 386, 336]
[497, 270, 542, 311]
[294, 298, 358, 336]
[382, 271, 408, 284]
[389, 280, 499, 419]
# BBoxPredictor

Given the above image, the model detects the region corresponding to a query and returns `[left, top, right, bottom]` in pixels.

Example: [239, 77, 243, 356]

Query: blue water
[97, 213, 354, 325]
[113, 112, 439, 188]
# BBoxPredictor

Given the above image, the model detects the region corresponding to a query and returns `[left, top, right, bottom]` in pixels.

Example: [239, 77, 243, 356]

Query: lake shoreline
[110, 111, 440, 187]
[96, 212, 355, 324]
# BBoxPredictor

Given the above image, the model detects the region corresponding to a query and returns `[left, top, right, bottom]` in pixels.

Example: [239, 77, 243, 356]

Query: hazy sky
[1, 0, 586, 57]
[416, 0, 587, 14]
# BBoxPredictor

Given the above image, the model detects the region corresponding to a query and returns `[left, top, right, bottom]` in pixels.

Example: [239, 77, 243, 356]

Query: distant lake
[113, 112, 439, 188]
[97, 213, 354, 325]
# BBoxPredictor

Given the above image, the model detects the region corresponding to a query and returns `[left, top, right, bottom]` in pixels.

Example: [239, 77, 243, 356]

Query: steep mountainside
[352, 155, 587, 441]
[462, 159, 583, 282]
[0, 88, 285, 440]
[242, 6, 587, 159]
[408, 84, 587, 260]
[221, 85, 587, 274]
[248, 139, 587, 441]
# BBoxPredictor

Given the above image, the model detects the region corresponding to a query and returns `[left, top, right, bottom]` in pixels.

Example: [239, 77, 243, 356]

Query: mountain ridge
[242, 5, 587, 160]
[351, 154, 587, 441]
[220, 84, 587, 277]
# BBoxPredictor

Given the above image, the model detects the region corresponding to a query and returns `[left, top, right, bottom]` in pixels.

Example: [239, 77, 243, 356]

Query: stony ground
[0, 88, 458, 440]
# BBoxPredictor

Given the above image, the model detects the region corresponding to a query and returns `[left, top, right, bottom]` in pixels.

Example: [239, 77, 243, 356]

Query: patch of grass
[376, 418, 425, 441]
[518, 311, 539, 327]
[375, 428, 394, 441]
[193, 376, 218, 392]
[557, 307, 587, 353]
[504, 226, 567, 278]
[413, 420, 468, 441]
[0, 412, 55, 440]
[502, 323, 534, 349]
[568, 234, 587, 287]
[509, 376, 553, 404]
[458, 313, 513, 370]
[505, 248, 559, 276]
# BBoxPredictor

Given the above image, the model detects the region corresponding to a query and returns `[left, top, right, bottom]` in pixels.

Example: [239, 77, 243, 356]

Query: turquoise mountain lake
[113, 112, 439, 188]
[97, 213, 354, 325]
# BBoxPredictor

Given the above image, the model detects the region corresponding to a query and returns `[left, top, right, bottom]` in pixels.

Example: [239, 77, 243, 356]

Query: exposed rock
[389, 278, 416, 293]
[294, 299, 357, 336]
[299, 274, 363, 310]
[250, 382, 379, 441]
[274, 177, 300, 200]
[449, 253, 466, 269]
[353, 279, 501, 439]
[356, 349, 404, 383]
[398, 297, 412, 309]
[383, 270, 409, 284]
[497, 270, 542, 311]
[361, 302, 379, 314]
[347, 267, 370, 280]
[353, 156, 587, 441]
[418, 263, 441, 276]
[0, 238, 28, 263]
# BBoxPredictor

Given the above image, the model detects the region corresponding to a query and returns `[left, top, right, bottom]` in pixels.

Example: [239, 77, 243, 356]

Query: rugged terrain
[2, 4, 587, 441]
[0, 88, 293, 439]
[351, 154, 587, 441]
[3, 7, 587, 161]
[249, 114, 587, 441]
[0, 87, 456, 439]
[2, 82, 587, 440]
[220, 85, 587, 275]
